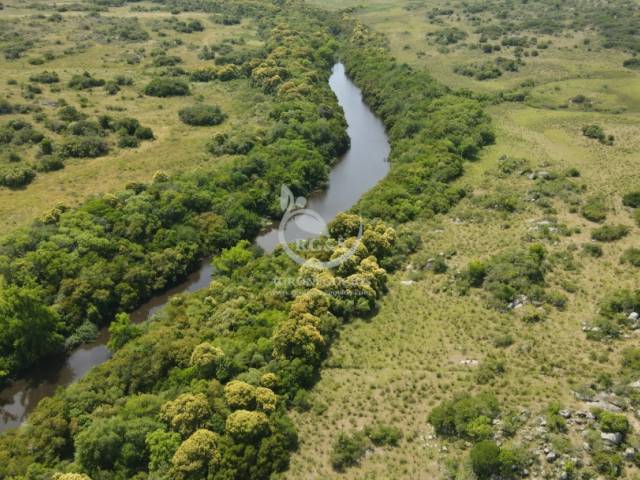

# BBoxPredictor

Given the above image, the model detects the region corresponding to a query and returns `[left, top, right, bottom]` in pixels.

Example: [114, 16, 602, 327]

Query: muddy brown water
[0, 62, 390, 432]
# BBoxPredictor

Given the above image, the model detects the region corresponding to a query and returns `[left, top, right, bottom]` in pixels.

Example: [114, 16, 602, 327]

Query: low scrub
[178, 105, 226, 126]
[144, 78, 190, 97]
[591, 224, 630, 242]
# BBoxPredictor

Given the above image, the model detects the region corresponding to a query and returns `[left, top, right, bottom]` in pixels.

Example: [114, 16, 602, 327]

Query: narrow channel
[0, 62, 390, 432]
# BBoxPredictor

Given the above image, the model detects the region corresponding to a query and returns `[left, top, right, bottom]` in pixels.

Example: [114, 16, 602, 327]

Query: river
[0, 62, 390, 432]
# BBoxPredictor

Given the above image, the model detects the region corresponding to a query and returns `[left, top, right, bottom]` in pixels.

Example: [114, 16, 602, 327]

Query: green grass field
[0, 1, 269, 234]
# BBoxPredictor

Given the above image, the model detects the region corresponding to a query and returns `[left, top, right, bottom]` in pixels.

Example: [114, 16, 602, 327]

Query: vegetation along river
[0, 62, 390, 432]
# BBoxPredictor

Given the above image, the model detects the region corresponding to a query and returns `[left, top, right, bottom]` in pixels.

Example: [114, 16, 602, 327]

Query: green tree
[0, 284, 63, 373]
[160, 393, 211, 437]
[107, 313, 142, 351]
[171, 429, 220, 480]
[225, 410, 269, 442]
[212, 240, 254, 275]
[146, 429, 181, 479]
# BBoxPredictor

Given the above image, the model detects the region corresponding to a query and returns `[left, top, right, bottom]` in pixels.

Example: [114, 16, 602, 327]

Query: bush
[591, 224, 630, 242]
[364, 423, 403, 446]
[330, 431, 370, 471]
[118, 135, 139, 148]
[581, 195, 607, 223]
[35, 155, 64, 172]
[477, 244, 547, 305]
[29, 71, 59, 83]
[622, 191, 640, 208]
[598, 411, 630, 435]
[621, 248, 640, 267]
[583, 243, 603, 258]
[470, 440, 501, 479]
[68, 72, 105, 90]
[135, 126, 154, 140]
[144, 78, 189, 97]
[178, 105, 226, 126]
[582, 124, 613, 145]
[623, 58, 640, 70]
[0, 164, 36, 187]
[60, 136, 109, 158]
[428, 392, 500, 438]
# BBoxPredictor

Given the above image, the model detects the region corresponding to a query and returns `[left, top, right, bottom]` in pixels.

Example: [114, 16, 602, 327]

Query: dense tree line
[341, 21, 494, 222]
[0, 2, 348, 384]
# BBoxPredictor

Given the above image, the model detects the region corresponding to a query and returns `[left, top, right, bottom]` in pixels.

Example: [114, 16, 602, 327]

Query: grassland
[290, 0, 640, 478]
[0, 1, 270, 234]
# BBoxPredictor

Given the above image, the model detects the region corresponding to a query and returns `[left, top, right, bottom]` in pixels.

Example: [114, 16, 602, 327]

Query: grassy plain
[290, 0, 640, 478]
[0, 1, 269, 234]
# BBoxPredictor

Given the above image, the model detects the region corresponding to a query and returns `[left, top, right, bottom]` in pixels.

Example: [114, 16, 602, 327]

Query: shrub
[364, 423, 403, 446]
[0, 99, 12, 114]
[178, 105, 226, 126]
[591, 224, 630, 242]
[68, 72, 105, 90]
[623, 58, 640, 70]
[29, 71, 59, 83]
[0, 164, 36, 187]
[118, 135, 139, 148]
[598, 411, 630, 435]
[622, 191, 640, 208]
[583, 243, 603, 258]
[470, 440, 501, 479]
[60, 136, 109, 158]
[152, 55, 182, 67]
[35, 155, 64, 172]
[621, 248, 640, 267]
[581, 195, 607, 223]
[330, 431, 370, 471]
[582, 124, 613, 145]
[593, 451, 623, 478]
[428, 392, 500, 438]
[478, 244, 547, 305]
[144, 78, 190, 97]
[135, 126, 154, 140]
[104, 81, 120, 95]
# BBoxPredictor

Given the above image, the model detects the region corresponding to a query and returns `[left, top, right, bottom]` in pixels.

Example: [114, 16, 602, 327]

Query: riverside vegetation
[0, 0, 493, 479]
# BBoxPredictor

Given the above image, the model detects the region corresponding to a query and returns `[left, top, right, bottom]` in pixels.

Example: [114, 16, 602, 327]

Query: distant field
[0, 1, 269, 234]
[291, 0, 640, 478]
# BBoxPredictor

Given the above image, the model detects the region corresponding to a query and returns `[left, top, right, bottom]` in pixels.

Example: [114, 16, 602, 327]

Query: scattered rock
[629, 380, 640, 389]
[546, 451, 557, 463]
[460, 359, 479, 367]
[625, 448, 636, 461]
[400, 280, 415, 286]
[629, 312, 639, 321]
[601, 432, 623, 446]
[559, 409, 571, 419]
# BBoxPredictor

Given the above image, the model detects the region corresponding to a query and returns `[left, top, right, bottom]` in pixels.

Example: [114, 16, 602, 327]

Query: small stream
[0, 62, 390, 432]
